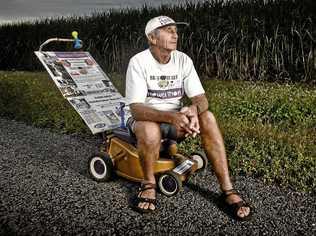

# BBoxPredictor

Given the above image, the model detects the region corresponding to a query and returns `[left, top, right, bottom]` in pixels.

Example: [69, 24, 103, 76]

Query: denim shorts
[126, 116, 136, 137]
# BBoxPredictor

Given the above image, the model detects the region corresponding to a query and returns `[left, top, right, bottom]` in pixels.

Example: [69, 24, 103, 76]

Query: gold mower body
[88, 127, 208, 197]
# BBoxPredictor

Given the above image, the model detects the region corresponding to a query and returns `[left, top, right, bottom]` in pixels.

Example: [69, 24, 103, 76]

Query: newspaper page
[34, 51, 131, 134]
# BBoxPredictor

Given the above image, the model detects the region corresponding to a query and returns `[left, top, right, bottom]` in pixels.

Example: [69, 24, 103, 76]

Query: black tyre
[88, 152, 113, 182]
[158, 171, 182, 197]
[190, 150, 208, 172]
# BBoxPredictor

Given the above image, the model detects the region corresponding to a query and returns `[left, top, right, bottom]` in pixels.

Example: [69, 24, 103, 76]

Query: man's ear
[148, 34, 157, 45]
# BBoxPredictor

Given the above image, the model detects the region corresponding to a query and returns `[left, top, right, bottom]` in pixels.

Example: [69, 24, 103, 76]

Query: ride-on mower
[88, 124, 208, 197]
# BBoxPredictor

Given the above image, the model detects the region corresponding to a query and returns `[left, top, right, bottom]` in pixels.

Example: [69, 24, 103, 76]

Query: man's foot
[133, 182, 157, 213]
[220, 189, 252, 220]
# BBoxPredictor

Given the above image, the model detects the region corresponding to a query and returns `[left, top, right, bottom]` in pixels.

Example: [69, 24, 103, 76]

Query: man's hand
[180, 106, 200, 137]
[170, 112, 193, 136]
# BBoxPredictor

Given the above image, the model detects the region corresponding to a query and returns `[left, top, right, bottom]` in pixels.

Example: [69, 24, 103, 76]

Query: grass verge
[0, 71, 315, 193]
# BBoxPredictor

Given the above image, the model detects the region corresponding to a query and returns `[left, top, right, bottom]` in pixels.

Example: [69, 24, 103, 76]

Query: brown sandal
[220, 189, 252, 221]
[133, 182, 157, 213]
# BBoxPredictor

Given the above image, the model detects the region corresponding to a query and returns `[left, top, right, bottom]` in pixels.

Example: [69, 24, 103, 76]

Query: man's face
[154, 25, 178, 51]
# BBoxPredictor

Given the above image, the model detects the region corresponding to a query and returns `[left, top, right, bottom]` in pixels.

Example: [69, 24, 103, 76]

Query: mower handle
[38, 31, 82, 51]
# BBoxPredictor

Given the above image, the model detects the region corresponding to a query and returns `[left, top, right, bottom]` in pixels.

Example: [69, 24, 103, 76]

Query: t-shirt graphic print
[147, 75, 183, 99]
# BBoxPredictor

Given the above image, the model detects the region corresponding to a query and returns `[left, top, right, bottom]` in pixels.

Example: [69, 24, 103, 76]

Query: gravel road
[0, 117, 315, 235]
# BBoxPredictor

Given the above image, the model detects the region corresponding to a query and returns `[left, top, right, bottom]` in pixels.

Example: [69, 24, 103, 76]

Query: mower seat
[112, 127, 137, 146]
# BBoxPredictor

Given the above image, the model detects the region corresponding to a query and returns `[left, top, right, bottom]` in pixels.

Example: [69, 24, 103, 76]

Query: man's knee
[134, 121, 161, 147]
[199, 111, 217, 130]
[198, 111, 224, 149]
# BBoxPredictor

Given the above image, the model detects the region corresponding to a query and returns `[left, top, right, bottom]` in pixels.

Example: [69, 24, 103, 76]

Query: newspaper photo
[34, 51, 131, 134]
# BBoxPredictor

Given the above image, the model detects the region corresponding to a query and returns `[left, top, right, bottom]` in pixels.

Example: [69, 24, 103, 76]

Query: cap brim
[157, 22, 189, 29]
[175, 22, 190, 26]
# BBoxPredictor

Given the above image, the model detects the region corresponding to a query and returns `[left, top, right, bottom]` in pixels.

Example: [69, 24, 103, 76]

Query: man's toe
[138, 202, 146, 209]
[237, 206, 250, 218]
[149, 203, 155, 211]
[138, 202, 155, 211]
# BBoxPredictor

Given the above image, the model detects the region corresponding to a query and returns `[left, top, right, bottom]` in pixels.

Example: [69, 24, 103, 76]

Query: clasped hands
[172, 105, 200, 138]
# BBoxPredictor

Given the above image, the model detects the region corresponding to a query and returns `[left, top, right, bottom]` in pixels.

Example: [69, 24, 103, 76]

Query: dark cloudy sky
[0, 0, 206, 24]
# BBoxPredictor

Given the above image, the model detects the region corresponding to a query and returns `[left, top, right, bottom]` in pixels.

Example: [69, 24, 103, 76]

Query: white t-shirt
[125, 49, 205, 111]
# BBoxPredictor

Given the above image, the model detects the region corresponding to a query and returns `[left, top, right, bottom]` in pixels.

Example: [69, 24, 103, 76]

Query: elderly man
[125, 16, 251, 219]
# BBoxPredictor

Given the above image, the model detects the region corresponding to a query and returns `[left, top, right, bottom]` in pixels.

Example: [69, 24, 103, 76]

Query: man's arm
[181, 94, 209, 118]
[130, 103, 174, 123]
[130, 103, 193, 134]
[190, 94, 209, 115]
[130, 94, 208, 121]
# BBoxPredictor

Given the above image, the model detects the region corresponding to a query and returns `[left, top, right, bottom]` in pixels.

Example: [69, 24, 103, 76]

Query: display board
[35, 51, 130, 134]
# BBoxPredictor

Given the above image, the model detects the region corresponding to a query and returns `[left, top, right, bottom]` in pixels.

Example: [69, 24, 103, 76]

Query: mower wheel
[158, 171, 182, 197]
[190, 150, 208, 172]
[88, 152, 113, 182]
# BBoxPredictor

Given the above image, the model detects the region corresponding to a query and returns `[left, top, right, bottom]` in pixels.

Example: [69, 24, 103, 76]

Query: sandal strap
[230, 201, 246, 208]
[221, 188, 239, 197]
[137, 197, 157, 204]
[138, 182, 157, 200]
[139, 182, 156, 191]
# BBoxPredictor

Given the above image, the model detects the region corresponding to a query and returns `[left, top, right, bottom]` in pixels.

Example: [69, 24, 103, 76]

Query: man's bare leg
[199, 111, 250, 218]
[134, 121, 161, 211]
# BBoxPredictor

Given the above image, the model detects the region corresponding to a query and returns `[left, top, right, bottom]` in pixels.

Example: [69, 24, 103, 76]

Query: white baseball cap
[145, 16, 189, 37]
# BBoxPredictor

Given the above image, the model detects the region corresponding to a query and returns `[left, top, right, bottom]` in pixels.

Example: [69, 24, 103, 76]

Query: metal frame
[39, 38, 76, 52]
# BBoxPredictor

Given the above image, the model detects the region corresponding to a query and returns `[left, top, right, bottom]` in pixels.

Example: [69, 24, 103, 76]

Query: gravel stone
[0, 117, 315, 235]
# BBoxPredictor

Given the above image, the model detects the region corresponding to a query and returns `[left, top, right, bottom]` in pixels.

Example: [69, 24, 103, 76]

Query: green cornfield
[0, 0, 315, 83]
